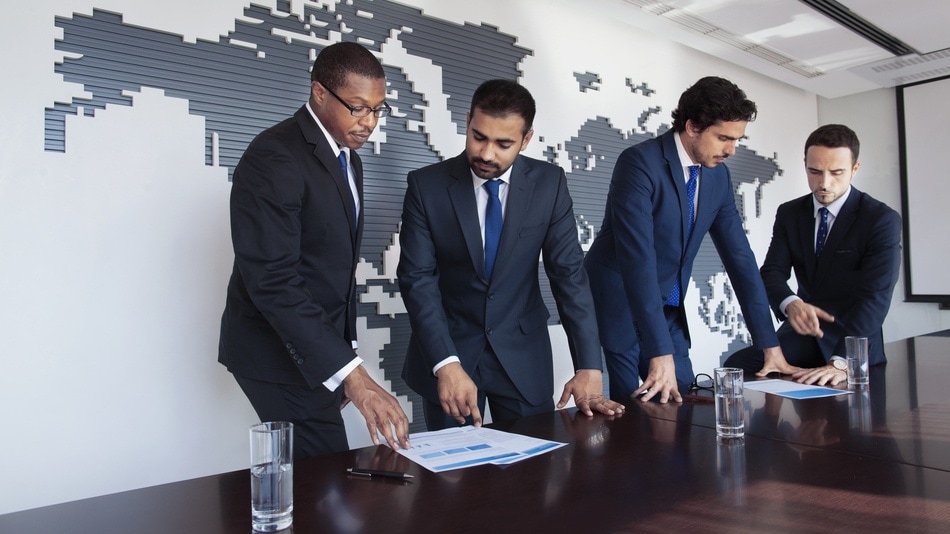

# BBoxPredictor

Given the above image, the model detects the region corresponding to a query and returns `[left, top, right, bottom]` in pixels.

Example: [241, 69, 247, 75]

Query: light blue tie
[484, 180, 503, 280]
[666, 165, 699, 307]
[337, 151, 358, 230]
[815, 207, 829, 257]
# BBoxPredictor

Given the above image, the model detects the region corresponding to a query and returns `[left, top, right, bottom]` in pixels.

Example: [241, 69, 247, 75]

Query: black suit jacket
[397, 153, 601, 406]
[218, 105, 362, 388]
[760, 187, 901, 365]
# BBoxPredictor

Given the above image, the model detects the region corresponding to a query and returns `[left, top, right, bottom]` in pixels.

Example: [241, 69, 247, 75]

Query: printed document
[396, 426, 565, 472]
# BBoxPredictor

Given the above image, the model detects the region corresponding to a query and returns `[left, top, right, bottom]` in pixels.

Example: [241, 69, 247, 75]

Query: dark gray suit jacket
[219, 105, 362, 388]
[398, 153, 601, 406]
[760, 187, 901, 365]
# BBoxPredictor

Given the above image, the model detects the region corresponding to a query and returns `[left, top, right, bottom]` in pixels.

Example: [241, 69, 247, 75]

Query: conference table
[4, 331, 950, 533]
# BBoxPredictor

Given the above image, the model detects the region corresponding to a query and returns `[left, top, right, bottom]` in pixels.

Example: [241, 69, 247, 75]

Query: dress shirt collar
[673, 130, 699, 182]
[812, 185, 852, 219]
[306, 101, 350, 161]
[471, 164, 514, 190]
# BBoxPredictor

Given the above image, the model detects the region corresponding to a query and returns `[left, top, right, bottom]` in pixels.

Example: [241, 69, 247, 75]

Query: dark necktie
[484, 180, 503, 280]
[337, 151, 358, 230]
[666, 165, 700, 307]
[815, 207, 829, 257]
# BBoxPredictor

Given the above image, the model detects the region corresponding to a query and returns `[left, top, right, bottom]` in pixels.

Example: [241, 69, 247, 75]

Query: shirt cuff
[779, 295, 802, 316]
[433, 356, 461, 376]
[323, 356, 363, 392]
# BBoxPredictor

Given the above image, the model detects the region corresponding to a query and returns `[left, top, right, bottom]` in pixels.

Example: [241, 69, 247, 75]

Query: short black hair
[804, 124, 860, 163]
[671, 76, 757, 133]
[311, 42, 385, 90]
[470, 79, 536, 135]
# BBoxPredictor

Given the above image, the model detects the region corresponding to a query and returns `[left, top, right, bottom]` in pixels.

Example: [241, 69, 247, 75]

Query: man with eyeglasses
[398, 79, 624, 431]
[218, 42, 410, 458]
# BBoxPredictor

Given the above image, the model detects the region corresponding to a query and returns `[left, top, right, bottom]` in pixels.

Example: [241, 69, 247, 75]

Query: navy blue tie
[337, 151, 358, 228]
[484, 180, 503, 280]
[815, 207, 829, 257]
[666, 165, 699, 307]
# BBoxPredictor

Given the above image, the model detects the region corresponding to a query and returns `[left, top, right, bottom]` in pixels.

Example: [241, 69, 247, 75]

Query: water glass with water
[714, 367, 744, 440]
[845, 336, 869, 386]
[250, 421, 293, 532]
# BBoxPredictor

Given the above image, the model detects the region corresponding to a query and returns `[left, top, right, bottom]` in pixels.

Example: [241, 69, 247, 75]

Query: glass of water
[250, 421, 293, 532]
[714, 367, 744, 440]
[845, 336, 870, 386]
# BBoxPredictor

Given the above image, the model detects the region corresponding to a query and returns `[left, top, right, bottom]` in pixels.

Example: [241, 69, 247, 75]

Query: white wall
[6, 0, 924, 515]
[818, 90, 950, 339]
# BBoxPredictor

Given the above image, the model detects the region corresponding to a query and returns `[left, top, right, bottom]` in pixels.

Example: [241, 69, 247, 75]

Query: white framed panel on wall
[898, 75, 950, 302]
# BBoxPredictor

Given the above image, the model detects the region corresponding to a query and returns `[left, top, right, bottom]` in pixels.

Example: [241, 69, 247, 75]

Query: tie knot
[688, 165, 699, 181]
[484, 179, 501, 197]
[337, 151, 348, 173]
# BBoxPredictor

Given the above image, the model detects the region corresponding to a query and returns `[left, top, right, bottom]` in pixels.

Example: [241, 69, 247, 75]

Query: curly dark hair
[671, 76, 757, 133]
[310, 42, 385, 90]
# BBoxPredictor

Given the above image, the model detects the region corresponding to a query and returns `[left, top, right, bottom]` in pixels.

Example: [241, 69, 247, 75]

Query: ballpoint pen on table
[347, 468, 414, 480]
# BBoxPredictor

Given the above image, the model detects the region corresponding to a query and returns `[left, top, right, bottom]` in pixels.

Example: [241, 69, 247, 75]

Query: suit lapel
[689, 165, 717, 249]
[822, 189, 859, 253]
[446, 155, 487, 279]
[295, 106, 359, 244]
[798, 196, 819, 282]
[815, 189, 861, 279]
[661, 132, 691, 249]
[350, 150, 364, 245]
[494, 156, 534, 279]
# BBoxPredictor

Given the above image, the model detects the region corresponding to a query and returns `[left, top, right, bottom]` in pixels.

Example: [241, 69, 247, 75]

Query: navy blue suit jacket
[585, 129, 778, 359]
[218, 105, 362, 388]
[398, 153, 601, 406]
[760, 188, 901, 365]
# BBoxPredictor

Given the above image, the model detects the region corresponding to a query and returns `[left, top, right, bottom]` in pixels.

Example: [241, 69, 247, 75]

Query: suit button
[285, 343, 293, 349]
[487, 328, 493, 335]
[289, 348, 297, 355]
[488, 292, 495, 300]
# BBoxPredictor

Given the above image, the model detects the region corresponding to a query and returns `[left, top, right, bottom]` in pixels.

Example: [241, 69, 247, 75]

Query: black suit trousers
[234, 374, 348, 459]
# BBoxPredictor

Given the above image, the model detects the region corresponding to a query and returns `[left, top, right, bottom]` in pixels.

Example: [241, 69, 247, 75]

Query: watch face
[833, 359, 847, 370]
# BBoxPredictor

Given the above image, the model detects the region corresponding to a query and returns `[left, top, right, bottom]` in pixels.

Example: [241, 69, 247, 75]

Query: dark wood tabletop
[644, 331, 950, 473]
[4, 331, 950, 533]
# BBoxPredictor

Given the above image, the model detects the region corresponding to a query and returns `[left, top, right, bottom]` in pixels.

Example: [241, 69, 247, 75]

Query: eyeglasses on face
[321, 82, 391, 118]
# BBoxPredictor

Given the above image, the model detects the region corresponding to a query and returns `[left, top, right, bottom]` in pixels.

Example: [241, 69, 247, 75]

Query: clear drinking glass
[845, 336, 869, 386]
[250, 421, 293, 532]
[714, 367, 744, 439]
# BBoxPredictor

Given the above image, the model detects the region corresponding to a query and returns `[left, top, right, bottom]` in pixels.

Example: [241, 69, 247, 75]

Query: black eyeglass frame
[689, 373, 714, 393]
[320, 82, 392, 118]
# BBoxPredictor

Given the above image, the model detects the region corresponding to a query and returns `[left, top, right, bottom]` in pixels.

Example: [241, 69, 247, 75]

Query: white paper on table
[395, 425, 565, 472]
[744, 378, 852, 399]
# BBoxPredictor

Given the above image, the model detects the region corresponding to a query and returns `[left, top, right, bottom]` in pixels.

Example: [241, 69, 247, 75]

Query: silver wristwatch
[831, 357, 847, 371]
